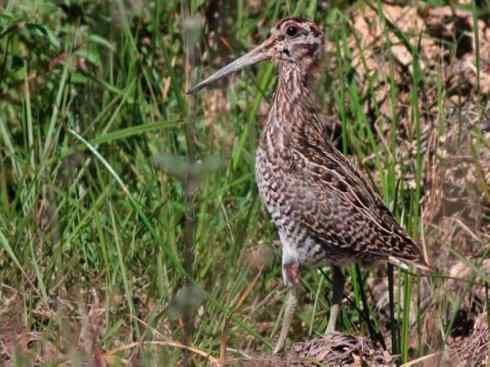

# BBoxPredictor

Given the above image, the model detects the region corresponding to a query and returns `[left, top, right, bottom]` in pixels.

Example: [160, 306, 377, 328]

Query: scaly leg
[326, 265, 345, 334]
[273, 286, 298, 354]
[273, 261, 300, 354]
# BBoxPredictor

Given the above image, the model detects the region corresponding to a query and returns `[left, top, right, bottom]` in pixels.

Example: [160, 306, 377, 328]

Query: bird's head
[187, 17, 324, 94]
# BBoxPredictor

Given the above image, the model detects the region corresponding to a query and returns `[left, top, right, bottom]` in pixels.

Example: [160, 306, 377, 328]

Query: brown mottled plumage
[188, 17, 429, 353]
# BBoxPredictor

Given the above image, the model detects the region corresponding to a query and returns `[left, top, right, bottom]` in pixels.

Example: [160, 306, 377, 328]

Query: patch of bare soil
[339, 1, 490, 114]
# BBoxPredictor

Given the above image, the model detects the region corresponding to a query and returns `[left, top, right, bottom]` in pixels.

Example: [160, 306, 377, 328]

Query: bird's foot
[325, 324, 336, 335]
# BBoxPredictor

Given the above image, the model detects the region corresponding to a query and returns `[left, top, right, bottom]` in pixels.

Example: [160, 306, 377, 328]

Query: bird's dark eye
[286, 25, 299, 37]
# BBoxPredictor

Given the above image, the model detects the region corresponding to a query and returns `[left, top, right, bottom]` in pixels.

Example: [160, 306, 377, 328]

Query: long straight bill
[187, 43, 270, 94]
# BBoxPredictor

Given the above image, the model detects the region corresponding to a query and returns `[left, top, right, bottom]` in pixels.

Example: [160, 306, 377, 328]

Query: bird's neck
[276, 64, 313, 106]
[261, 64, 324, 153]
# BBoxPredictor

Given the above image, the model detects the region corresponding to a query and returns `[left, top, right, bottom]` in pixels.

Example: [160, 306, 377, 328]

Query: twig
[400, 352, 441, 367]
[104, 340, 220, 366]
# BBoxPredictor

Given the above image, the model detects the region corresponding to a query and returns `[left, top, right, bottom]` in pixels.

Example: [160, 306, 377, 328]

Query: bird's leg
[273, 261, 300, 354]
[326, 265, 345, 334]
[273, 285, 298, 354]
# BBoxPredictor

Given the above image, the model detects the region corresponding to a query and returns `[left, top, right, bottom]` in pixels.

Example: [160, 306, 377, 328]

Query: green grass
[1, 0, 489, 365]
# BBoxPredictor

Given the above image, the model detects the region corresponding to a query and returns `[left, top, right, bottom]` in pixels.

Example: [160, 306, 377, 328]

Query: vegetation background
[0, 0, 488, 365]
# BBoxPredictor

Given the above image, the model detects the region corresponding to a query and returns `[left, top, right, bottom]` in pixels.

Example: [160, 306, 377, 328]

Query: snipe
[188, 17, 430, 353]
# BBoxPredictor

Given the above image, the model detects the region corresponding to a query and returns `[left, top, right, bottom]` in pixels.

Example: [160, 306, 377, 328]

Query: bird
[188, 16, 430, 354]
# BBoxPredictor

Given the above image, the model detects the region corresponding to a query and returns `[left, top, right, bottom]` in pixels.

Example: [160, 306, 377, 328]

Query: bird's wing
[288, 143, 428, 268]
